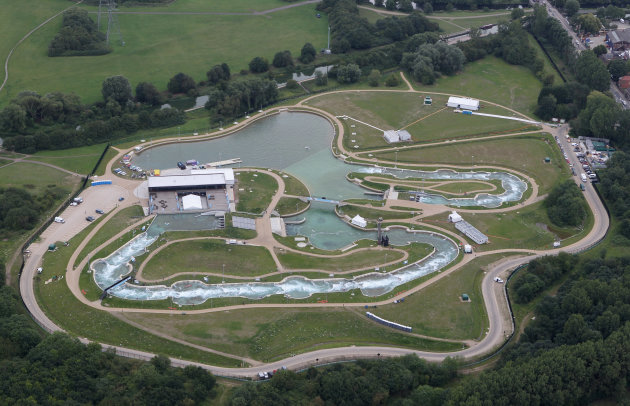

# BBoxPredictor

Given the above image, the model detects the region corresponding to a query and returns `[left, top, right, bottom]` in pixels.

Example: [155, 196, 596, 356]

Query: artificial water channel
[94, 112, 528, 305]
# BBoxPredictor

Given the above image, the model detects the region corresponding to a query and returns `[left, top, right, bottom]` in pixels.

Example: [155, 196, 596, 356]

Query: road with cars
[539, 0, 629, 109]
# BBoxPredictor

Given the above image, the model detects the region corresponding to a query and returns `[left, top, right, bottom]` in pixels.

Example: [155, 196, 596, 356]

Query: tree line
[0, 271, 217, 405]
[48, 9, 111, 57]
[317, 0, 439, 53]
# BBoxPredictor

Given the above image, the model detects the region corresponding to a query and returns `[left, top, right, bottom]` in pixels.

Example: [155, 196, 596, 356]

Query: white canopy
[182, 194, 203, 210]
[351, 214, 367, 228]
[448, 211, 463, 223]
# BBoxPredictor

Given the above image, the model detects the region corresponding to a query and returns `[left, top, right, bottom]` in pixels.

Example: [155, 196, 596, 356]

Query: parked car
[118, 197, 125, 201]
[494, 277, 504, 283]
[177, 161, 186, 170]
[95, 209, 104, 214]
[86, 216, 95, 222]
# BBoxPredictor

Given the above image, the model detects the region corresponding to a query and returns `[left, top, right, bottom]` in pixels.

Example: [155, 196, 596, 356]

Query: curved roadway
[19, 88, 609, 378]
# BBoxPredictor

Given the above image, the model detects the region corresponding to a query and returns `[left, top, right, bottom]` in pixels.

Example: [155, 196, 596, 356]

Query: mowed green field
[120, 306, 462, 362]
[0, 162, 79, 196]
[0, 0, 70, 91]
[2, 4, 328, 105]
[372, 254, 515, 339]
[411, 56, 542, 114]
[106, 0, 291, 13]
[142, 239, 277, 279]
[374, 134, 569, 194]
[309, 91, 527, 148]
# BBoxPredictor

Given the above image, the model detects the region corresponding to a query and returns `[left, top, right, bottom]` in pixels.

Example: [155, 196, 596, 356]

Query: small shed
[462, 293, 470, 301]
[620, 76, 630, 89]
[383, 130, 399, 143]
[351, 214, 367, 228]
[448, 211, 463, 223]
[397, 130, 412, 142]
[447, 96, 479, 111]
[544, 157, 551, 163]
[48, 244, 56, 251]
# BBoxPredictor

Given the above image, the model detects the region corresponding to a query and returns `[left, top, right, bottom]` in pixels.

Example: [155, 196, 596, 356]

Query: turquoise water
[92, 112, 525, 304]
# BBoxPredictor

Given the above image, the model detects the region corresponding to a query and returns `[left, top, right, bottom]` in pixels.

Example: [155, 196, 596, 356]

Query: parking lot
[39, 184, 132, 244]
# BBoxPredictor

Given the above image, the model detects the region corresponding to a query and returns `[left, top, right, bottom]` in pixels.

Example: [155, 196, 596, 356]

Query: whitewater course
[92, 112, 528, 306]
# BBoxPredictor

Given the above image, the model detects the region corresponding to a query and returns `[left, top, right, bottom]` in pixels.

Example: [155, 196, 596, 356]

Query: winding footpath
[18, 85, 609, 378]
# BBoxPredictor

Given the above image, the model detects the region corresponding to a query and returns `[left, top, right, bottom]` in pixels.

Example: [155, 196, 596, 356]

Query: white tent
[447, 96, 479, 111]
[397, 130, 412, 141]
[182, 194, 203, 211]
[448, 211, 463, 223]
[383, 130, 399, 143]
[351, 214, 367, 228]
[464, 244, 473, 253]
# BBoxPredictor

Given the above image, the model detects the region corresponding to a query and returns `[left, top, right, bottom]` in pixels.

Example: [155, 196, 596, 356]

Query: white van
[581, 173, 587, 182]
[54, 217, 65, 223]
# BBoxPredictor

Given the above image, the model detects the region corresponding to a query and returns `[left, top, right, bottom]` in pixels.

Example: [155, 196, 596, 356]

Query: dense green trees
[575, 13, 602, 35]
[167, 72, 196, 94]
[545, 180, 588, 227]
[206, 63, 231, 84]
[205, 78, 278, 119]
[0, 87, 185, 153]
[575, 50, 611, 91]
[564, 0, 580, 16]
[512, 253, 578, 303]
[135, 82, 163, 106]
[273, 50, 294, 68]
[336, 64, 362, 83]
[600, 151, 630, 221]
[299, 43, 317, 63]
[48, 9, 110, 57]
[249, 56, 270, 73]
[608, 59, 629, 82]
[0, 333, 217, 405]
[102, 75, 132, 104]
[402, 42, 465, 84]
[228, 355, 457, 405]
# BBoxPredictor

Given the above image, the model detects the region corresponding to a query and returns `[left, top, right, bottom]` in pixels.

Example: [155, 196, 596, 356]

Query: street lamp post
[222, 264, 225, 284]
[471, 155, 474, 170]
[395, 150, 398, 169]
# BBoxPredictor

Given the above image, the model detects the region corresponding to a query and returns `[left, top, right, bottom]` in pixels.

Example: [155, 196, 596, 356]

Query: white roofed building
[447, 96, 479, 111]
[351, 215, 367, 228]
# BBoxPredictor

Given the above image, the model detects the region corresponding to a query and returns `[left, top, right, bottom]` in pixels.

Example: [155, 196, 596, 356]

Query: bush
[544, 180, 587, 227]
[368, 69, 381, 87]
[286, 79, 299, 89]
[336, 64, 362, 83]
[385, 74, 400, 87]
[249, 56, 270, 73]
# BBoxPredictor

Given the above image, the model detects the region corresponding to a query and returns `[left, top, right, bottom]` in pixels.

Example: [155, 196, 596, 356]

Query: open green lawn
[3, 5, 328, 105]
[142, 239, 277, 280]
[373, 253, 512, 340]
[431, 180, 499, 195]
[411, 56, 543, 114]
[76, 205, 145, 265]
[25, 143, 110, 175]
[424, 199, 591, 251]
[121, 306, 462, 362]
[309, 91, 531, 148]
[430, 14, 511, 34]
[103, 0, 289, 13]
[236, 171, 278, 214]
[0, 161, 80, 196]
[374, 134, 569, 195]
[277, 247, 407, 272]
[275, 197, 309, 216]
[338, 204, 417, 221]
[36, 228, 242, 367]
[273, 170, 310, 196]
[0, 0, 71, 107]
